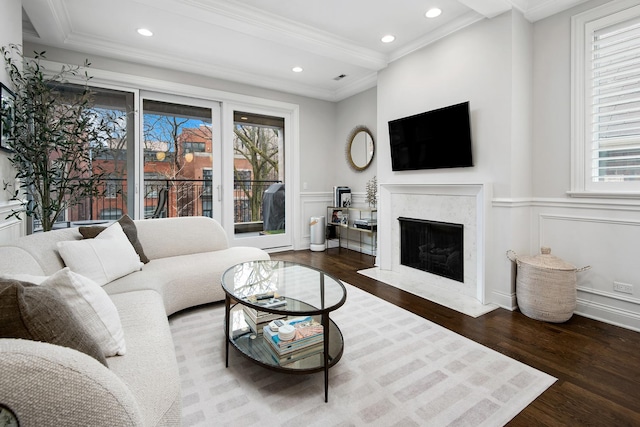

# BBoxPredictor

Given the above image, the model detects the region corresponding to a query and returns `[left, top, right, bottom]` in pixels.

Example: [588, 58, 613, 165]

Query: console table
[327, 206, 377, 255]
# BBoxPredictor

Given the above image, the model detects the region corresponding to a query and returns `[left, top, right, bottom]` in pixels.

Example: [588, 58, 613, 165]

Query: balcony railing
[38, 178, 282, 230]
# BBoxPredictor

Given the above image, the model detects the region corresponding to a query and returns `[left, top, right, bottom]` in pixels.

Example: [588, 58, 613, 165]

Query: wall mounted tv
[388, 101, 473, 171]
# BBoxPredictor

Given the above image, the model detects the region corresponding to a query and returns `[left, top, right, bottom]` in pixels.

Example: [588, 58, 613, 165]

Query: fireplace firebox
[398, 217, 463, 282]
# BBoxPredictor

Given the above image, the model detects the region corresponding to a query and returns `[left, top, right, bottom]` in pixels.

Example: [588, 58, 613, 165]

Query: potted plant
[1, 44, 118, 232]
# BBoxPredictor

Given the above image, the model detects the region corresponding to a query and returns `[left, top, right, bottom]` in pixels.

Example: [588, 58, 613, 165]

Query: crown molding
[155, 0, 388, 70]
[31, 32, 362, 102]
[523, 0, 590, 22]
[332, 72, 378, 102]
[458, 0, 513, 19]
[22, 0, 593, 104]
[388, 11, 484, 63]
[22, 0, 68, 43]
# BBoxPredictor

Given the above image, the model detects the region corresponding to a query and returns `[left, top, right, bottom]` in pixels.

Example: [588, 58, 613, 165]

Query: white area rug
[170, 283, 555, 426]
[358, 267, 498, 318]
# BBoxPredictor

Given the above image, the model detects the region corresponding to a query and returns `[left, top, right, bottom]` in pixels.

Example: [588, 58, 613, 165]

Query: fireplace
[398, 217, 464, 283]
[377, 183, 486, 303]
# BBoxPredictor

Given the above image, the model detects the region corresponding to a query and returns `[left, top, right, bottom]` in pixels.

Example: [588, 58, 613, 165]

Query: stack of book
[262, 317, 324, 365]
[333, 186, 351, 208]
[243, 306, 286, 334]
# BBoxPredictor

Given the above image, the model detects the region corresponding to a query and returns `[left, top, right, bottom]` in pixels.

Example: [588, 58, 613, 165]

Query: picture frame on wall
[1, 82, 16, 152]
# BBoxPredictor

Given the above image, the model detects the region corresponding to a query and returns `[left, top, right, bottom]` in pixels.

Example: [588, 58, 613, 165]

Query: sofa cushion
[57, 222, 143, 286]
[79, 215, 150, 264]
[0, 278, 107, 366]
[0, 228, 80, 275]
[133, 216, 230, 260]
[107, 290, 181, 426]
[102, 246, 271, 315]
[0, 247, 46, 276]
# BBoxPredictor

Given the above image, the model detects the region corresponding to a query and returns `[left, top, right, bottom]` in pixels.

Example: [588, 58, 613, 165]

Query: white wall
[0, 0, 25, 241]
[377, 11, 534, 308]
[531, 0, 640, 331]
[335, 87, 377, 193]
[377, 13, 514, 197]
[301, 87, 378, 249]
[532, 0, 611, 198]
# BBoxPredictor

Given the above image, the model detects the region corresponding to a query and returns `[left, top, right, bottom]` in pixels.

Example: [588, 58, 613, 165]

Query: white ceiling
[21, 0, 588, 102]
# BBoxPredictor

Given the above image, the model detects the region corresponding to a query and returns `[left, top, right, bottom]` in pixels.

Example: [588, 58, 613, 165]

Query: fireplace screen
[398, 217, 463, 282]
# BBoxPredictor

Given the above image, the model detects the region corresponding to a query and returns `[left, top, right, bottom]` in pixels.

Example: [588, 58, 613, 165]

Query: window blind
[591, 15, 640, 182]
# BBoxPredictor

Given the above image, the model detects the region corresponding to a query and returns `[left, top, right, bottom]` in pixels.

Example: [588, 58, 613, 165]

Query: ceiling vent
[333, 74, 347, 81]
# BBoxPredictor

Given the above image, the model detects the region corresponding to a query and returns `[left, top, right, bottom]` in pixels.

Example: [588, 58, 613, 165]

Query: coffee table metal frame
[222, 260, 347, 402]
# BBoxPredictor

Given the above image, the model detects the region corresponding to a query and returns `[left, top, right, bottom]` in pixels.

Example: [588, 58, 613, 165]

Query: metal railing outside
[38, 178, 281, 230]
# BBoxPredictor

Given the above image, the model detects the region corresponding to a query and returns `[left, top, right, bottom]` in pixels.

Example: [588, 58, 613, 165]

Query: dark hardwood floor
[270, 248, 640, 426]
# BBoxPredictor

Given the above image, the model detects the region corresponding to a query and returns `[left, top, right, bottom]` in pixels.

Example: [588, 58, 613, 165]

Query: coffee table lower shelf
[225, 302, 344, 401]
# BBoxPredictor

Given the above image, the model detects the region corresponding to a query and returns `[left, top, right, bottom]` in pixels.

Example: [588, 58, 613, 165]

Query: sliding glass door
[47, 84, 293, 251]
[136, 94, 293, 250]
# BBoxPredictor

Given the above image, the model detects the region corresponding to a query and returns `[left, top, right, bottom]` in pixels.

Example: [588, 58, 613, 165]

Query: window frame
[571, 0, 640, 197]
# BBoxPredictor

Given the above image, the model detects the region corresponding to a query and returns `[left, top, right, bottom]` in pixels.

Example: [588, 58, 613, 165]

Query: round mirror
[346, 125, 375, 171]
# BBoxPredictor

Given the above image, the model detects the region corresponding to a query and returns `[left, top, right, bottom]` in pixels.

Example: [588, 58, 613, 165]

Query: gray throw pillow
[79, 214, 150, 263]
[0, 278, 108, 366]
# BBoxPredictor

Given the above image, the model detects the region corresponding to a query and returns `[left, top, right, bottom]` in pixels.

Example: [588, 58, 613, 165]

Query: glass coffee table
[221, 260, 347, 402]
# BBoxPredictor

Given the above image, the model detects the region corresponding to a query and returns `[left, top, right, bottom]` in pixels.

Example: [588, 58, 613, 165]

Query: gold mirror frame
[346, 125, 375, 171]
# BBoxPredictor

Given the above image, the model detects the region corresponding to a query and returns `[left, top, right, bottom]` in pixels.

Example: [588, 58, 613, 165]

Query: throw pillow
[57, 222, 143, 286]
[0, 278, 108, 366]
[79, 215, 150, 263]
[41, 268, 126, 356]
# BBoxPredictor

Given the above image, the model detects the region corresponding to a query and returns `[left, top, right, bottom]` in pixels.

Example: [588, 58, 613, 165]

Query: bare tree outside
[143, 107, 212, 218]
[233, 124, 280, 223]
[95, 107, 129, 203]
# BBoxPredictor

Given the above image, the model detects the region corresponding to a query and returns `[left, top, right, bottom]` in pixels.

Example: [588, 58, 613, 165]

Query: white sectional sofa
[0, 216, 270, 426]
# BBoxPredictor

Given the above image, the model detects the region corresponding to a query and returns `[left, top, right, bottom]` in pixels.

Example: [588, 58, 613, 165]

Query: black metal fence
[43, 178, 281, 230]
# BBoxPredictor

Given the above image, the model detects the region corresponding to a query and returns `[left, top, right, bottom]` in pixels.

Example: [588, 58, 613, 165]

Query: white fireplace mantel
[378, 182, 491, 303]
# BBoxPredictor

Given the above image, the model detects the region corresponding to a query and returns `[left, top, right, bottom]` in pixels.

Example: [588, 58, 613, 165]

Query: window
[142, 99, 213, 218]
[183, 142, 206, 153]
[572, 1, 640, 195]
[99, 208, 123, 220]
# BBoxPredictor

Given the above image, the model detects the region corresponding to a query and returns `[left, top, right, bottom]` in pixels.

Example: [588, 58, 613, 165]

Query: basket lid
[516, 247, 577, 271]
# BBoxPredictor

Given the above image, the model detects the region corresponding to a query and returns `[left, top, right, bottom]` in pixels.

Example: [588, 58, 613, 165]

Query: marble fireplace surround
[361, 182, 496, 317]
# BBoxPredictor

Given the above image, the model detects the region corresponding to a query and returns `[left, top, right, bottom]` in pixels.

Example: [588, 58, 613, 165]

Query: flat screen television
[388, 101, 473, 171]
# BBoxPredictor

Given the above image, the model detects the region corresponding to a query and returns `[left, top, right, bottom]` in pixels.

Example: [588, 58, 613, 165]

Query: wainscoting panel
[0, 201, 25, 243]
[298, 192, 332, 249]
[492, 197, 640, 331]
[532, 199, 640, 331]
[537, 213, 640, 331]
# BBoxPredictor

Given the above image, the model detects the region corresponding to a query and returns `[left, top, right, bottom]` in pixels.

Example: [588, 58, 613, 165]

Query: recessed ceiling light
[292, 66, 303, 73]
[425, 8, 442, 18]
[381, 35, 396, 43]
[137, 28, 153, 37]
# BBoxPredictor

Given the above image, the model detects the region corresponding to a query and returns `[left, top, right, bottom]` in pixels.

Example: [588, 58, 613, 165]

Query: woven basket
[507, 247, 590, 323]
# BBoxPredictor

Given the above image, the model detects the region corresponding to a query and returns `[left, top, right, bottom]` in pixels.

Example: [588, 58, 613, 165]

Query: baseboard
[576, 298, 640, 333]
[490, 289, 517, 311]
